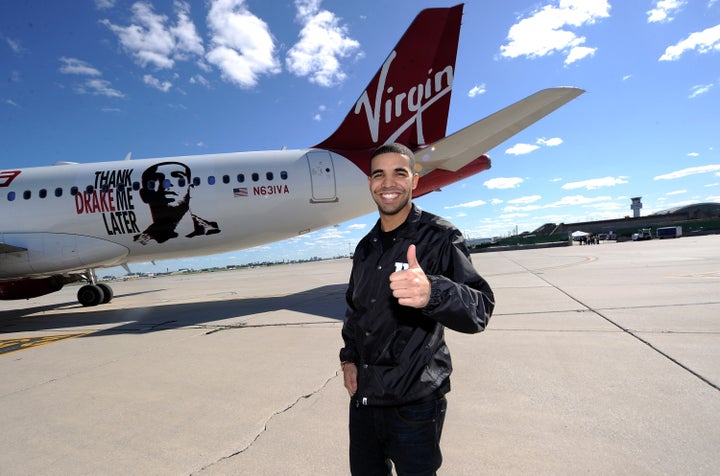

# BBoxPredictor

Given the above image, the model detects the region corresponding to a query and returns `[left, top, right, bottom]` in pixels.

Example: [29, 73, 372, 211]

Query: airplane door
[306, 150, 337, 203]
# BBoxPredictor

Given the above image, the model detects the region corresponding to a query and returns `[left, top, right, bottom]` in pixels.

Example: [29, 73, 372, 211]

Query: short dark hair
[370, 143, 416, 172]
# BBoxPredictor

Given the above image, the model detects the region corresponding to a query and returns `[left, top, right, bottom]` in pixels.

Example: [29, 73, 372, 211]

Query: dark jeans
[349, 396, 447, 476]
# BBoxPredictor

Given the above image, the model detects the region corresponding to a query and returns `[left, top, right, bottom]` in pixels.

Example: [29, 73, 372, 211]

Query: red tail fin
[313, 4, 463, 174]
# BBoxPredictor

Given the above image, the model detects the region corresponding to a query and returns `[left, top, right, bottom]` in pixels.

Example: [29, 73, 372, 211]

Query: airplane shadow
[0, 284, 347, 335]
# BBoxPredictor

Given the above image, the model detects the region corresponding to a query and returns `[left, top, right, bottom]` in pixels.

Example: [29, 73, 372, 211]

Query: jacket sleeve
[339, 271, 359, 363]
[421, 230, 494, 334]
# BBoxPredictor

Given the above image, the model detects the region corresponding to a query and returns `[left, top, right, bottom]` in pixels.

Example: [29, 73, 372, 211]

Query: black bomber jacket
[339, 204, 494, 406]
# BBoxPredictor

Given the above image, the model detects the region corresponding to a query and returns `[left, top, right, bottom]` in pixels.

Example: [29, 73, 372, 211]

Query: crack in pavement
[192, 371, 341, 475]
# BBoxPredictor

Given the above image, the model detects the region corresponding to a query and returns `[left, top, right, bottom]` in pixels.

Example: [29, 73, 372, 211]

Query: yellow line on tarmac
[0, 333, 91, 356]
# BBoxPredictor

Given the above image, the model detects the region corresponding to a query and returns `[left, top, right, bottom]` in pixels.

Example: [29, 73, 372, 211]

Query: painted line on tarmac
[0, 333, 91, 356]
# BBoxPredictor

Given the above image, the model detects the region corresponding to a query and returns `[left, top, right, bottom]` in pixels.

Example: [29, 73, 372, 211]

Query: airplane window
[163, 179, 172, 189]
[86, 185, 94, 194]
[281, 171, 288, 180]
[208, 176, 216, 185]
[266, 172, 274, 181]
[237, 174, 245, 183]
[23, 190, 31, 200]
[178, 178, 186, 187]
[39, 189, 48, 198]
[146, 180, 156, 191]
[71, 186, 78, 196]
[55, 188, 63, 197]
[101, 185, 109, 193]
[7, 191, 15, 201]
[223, 175, 230, 184]
[252, 173, 259, 182]
[193, 177, 201, 186]
[133, 182, 140, 191]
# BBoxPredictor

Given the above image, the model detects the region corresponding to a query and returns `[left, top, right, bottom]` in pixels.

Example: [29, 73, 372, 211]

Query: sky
[2, 0, 719, 275]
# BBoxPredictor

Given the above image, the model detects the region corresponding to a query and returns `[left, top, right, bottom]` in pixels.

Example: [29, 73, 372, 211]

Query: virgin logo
[0, 170, 21, 187]
[354, 50, 454, 145]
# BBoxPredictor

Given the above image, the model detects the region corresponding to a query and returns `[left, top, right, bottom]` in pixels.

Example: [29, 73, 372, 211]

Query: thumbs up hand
[389, 244, 431, 308]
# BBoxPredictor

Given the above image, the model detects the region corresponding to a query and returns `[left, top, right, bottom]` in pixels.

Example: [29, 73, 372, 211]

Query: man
[134, 161, 220, 244]
[340, 143, 495, 475]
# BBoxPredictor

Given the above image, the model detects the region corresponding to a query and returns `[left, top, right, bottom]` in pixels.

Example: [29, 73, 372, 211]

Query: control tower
[631, 197, 643, 218]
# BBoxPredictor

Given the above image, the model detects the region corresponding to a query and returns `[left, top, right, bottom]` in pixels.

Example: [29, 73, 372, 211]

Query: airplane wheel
[97, 283, 113, 303]
[77, 284, 104, 307]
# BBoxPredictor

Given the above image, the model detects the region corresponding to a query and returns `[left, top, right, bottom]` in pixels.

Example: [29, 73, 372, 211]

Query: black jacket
[340, 205, 494, 406]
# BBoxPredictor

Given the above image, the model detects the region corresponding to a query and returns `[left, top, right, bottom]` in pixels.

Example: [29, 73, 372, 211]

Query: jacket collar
[369, 203, 422, 240]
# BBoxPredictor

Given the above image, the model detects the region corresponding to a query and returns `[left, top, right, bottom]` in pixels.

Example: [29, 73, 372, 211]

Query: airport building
[473, 201, 720, 251]
[545, 201, 720, 240]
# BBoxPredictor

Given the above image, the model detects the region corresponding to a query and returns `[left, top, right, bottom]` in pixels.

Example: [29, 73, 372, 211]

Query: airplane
[0, 4, 583, 307]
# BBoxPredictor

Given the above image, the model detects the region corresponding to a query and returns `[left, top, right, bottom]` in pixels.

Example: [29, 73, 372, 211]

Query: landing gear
[77, 269, 114, 307]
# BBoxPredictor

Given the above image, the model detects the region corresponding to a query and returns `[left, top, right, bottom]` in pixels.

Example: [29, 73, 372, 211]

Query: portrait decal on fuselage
[133, 161, 220, 245]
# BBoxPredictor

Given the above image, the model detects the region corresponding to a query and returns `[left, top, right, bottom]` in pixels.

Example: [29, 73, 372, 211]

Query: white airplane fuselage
[0, 149, 372, 279]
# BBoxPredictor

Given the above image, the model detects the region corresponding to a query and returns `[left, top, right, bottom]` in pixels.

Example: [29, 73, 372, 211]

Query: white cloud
[506, 143, 540, 155]
[500, 0, 610, 65]
[491, 198, 504, 205]
[562, 176, 629, 190]
[285, 0, 360, 87]
[654, 164, 720, 179]
[4, 99, 19, 107]
[103, 1, 204, 70]
[206, 0, 281, 88]
[647, 0, 686, 23]
[689, 83, 713, 98]
[547, 195, 612, 207]
[659, 24, 720, 61]
[468, 84, 487, 98]
[143, 74, 172, 92]
[666, 189, 687, 195]
[484, 177, 524, 189]
[347, 223, 367, 230]
[537, 137, 563, 147]
[508, 195, 542, 204]
[75, 79, 125, 98]
[444, 199, 487, 209]
[59, 57, 101, 76]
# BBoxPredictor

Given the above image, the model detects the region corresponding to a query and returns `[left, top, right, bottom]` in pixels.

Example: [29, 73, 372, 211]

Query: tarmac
[0, 234, 718, 475]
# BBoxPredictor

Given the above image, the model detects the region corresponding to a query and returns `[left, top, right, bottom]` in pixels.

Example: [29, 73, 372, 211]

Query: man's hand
[342, 362, 358, 397]
[389, 244, 431, 308]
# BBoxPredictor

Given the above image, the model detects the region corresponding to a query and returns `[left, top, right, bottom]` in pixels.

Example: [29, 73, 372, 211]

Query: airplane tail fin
[313, 4, 463, 174]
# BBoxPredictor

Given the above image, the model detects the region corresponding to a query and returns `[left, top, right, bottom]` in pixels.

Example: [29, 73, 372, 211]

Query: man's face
[368, 152, 418, 217]
[144, 163, 190, 208]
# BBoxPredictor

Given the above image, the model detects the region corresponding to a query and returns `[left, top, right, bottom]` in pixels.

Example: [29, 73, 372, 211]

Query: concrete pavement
[1, 235, 718, 474]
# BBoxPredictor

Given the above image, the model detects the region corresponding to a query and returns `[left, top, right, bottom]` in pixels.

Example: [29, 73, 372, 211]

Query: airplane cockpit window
[39, 189, 48, 198]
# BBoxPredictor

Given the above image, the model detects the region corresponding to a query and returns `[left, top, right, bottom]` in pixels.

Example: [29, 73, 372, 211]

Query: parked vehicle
[656, 226, 683, 239]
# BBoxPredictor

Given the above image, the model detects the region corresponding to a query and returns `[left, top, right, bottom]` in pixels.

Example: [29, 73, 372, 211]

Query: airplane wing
[415, 87, 585, 173]
[412, 87, 585, 196]
[0, 242, 28, 253]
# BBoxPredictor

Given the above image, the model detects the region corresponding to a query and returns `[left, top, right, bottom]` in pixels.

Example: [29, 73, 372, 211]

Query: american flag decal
[233, 187, 248, 197]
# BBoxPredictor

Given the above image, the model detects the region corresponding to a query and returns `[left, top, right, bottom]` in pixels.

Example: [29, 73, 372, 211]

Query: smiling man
[339, 142, 495, 475]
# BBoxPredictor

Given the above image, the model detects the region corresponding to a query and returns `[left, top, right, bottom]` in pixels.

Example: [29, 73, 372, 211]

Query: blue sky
[2, 0, 719, 275]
